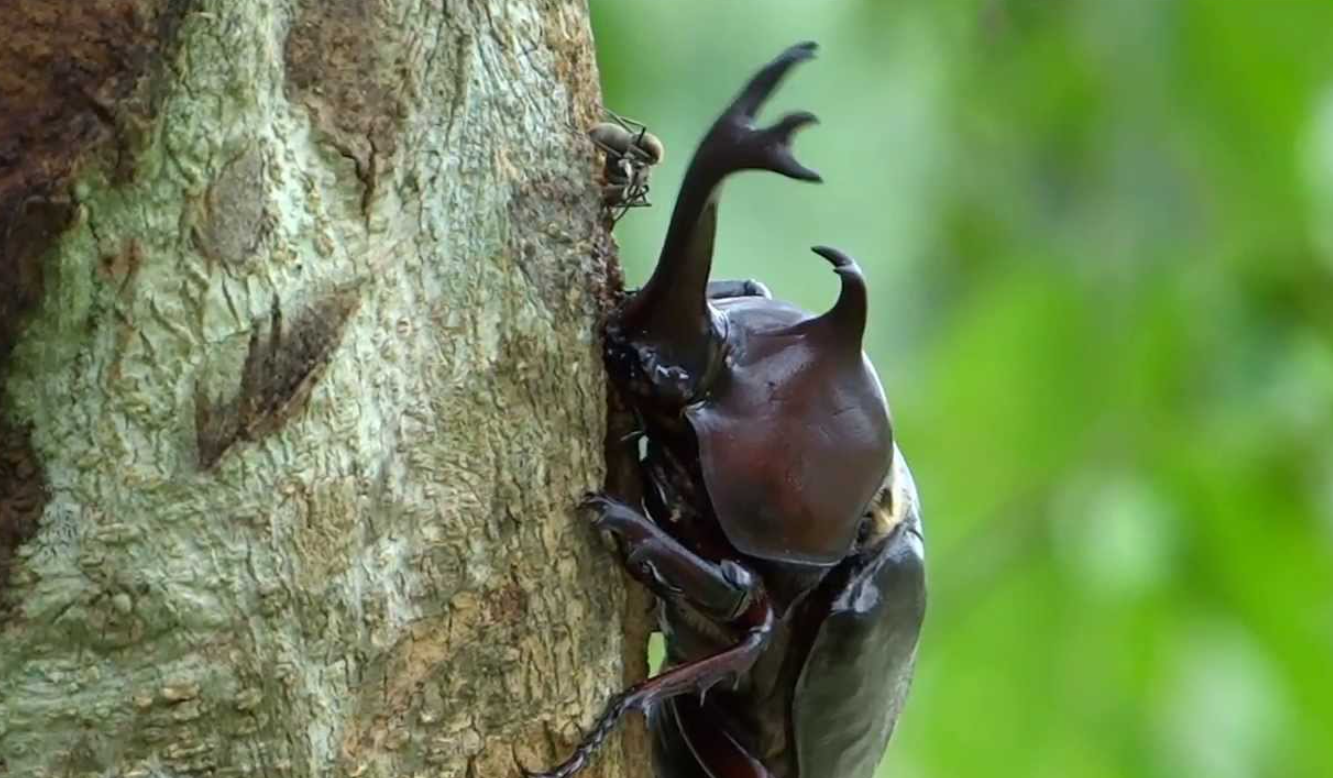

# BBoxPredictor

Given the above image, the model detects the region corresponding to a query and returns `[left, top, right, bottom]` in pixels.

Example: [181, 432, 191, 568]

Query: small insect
[588, 111, 665, 223]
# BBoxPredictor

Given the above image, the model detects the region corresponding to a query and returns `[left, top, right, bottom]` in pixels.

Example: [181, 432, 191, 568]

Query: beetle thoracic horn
[804, 245, 869, 357]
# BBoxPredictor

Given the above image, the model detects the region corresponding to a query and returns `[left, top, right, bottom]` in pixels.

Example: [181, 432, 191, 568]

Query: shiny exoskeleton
[537, 42, 926, 778]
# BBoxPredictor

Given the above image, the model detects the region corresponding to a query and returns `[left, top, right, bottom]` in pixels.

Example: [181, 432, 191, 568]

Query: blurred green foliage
[588, 1, 1333, 775]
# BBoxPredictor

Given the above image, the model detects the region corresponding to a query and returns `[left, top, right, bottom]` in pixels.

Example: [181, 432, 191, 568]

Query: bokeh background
[587, 2, 1333, 776]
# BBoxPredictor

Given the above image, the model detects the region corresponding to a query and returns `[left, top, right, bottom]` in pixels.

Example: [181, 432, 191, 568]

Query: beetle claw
[578, 492, 608, 512]
[581, 494, 631, 537]
[580, 494, 627, 534]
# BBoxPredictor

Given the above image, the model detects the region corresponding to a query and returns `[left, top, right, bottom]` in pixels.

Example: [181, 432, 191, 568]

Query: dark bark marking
[283, 0, 408, 212]
[507, 172, 604, 319]
[195, 287, 361, 470]
[97, 238, 144, 290]
[0, 197, 65, 625]
[493, 580, 529, 624]
[0, 196, 74, 371]
[0, 419, 49, 621]
[192, 144, 267, 268]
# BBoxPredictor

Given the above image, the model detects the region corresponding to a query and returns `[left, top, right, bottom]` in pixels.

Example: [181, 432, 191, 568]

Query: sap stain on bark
[195, 288, 360, 469]
[284, 0, 408, 211]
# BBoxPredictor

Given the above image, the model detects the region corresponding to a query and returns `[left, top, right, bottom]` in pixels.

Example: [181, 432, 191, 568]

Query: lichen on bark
[0, 2, 640, 777]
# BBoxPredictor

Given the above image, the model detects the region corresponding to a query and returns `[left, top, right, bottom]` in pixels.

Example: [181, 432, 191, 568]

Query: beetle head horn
[616, 43, 824, 404]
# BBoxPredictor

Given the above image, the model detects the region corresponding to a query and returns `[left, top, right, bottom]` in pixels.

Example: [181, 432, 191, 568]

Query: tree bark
[0, 1, 643, 777]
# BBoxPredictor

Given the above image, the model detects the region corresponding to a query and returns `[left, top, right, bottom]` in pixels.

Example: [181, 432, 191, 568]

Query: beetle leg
[528, 603, 774, 778]
[581, 494, 756, 621]
[706, 279, 772, 300]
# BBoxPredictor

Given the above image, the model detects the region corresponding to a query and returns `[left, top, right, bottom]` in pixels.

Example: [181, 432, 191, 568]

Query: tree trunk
[0, 2, 644, 777]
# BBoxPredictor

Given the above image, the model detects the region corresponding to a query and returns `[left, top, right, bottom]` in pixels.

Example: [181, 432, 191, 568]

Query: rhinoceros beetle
[534, 42, 926, 778]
